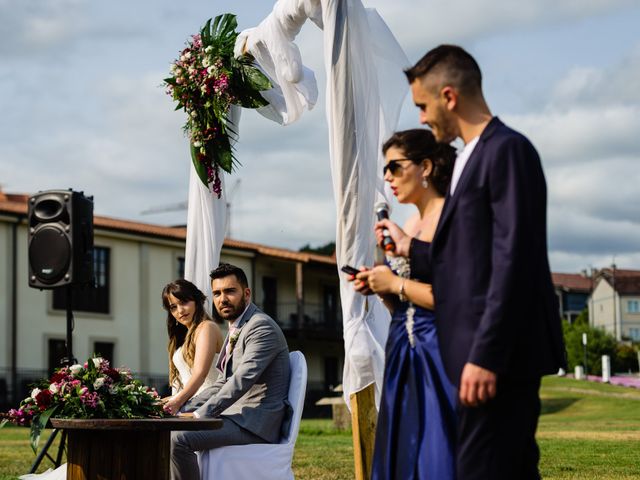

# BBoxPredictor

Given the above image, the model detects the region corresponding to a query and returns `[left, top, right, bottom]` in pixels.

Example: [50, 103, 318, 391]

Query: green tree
[563, 309, 617, 376]
[299, 241, 336, 256]
[614, 343, 639, 373]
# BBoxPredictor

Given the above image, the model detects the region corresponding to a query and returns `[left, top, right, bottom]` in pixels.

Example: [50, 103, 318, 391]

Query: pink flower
[80, 391, 100, 409]
[213, 74, 229, 94]
[8, 408, 34, 426]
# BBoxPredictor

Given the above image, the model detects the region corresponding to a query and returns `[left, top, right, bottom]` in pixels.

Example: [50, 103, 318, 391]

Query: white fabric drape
[237, 0, 409, 408]
[184, 107, 241, 309]
[234, 1, 321, 125]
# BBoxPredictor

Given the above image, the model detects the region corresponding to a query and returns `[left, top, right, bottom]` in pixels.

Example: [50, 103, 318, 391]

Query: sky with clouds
[1, 0, 639, 274]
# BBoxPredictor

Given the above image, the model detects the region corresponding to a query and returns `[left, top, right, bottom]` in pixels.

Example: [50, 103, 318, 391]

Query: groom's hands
[459, 362, 497, 407]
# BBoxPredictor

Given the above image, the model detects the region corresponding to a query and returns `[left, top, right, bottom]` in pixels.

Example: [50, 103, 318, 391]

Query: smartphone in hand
[341, 265, 360, 276]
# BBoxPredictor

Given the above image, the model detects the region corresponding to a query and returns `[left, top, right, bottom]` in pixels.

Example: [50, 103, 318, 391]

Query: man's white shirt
[450, 136, 480, 195]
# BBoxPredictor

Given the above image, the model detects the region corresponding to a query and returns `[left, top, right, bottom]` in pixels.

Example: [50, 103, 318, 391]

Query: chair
[198, 351, 308, 480]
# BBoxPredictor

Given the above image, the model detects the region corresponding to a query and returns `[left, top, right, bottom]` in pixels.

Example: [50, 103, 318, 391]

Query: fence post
[602, 355, 611, 383]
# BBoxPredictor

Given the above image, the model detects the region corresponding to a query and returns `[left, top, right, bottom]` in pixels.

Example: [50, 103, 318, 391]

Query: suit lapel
[216, 303, 257, 375]
[432, 117, 502, 251]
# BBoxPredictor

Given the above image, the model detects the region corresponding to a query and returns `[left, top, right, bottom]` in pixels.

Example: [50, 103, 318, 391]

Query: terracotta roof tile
[552, 273, 592, 292]
[599, 268, 640, 278]
[612, 277, 640, 295]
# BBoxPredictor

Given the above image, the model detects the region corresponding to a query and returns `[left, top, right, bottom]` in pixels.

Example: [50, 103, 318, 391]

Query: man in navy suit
[377, 45, 566, 479]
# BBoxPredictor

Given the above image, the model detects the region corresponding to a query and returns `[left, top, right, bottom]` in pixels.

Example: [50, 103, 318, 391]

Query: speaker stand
[62, 285, 77, 366]
[29, 286, 75, 473]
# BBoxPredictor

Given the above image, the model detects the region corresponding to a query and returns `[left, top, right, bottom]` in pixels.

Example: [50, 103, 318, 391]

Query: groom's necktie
[221, 325, 238, 373]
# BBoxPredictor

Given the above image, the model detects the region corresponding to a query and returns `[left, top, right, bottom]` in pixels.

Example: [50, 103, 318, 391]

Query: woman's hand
[375, 219, 411, 257]
[347, 267, 374, 296]
[366, 265, 402, 295]
[163, 396, 184, 416]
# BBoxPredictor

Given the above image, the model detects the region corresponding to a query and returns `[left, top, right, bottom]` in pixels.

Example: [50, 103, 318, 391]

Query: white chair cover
[198, 351, 308, 480]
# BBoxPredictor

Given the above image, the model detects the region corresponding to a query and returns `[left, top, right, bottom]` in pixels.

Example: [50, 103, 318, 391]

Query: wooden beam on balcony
[296, 262, 304, 337]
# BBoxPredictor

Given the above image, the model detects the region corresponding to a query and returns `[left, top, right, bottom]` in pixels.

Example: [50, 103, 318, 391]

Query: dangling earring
[421, 177, 429, 189]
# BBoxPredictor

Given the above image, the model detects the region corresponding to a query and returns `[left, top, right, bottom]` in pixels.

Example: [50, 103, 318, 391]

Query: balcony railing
[257, 302, 343, 338]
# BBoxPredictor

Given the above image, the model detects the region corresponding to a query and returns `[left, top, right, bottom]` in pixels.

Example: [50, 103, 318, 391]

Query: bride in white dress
[19, 279, 223, 479]
[162, 279, 223, 415]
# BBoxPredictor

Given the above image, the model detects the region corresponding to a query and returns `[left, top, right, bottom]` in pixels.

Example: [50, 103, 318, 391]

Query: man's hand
[375, 219, 411, 257]
[459, 362, 497, 407]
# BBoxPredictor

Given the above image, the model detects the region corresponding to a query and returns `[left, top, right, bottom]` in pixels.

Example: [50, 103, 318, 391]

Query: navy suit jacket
[410, 117, 566, 386]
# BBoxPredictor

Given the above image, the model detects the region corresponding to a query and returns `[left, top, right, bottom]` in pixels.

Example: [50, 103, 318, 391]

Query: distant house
[0, 191, 343, 412]
[552, 273, 592, 323]
[590, 268, 640, 341]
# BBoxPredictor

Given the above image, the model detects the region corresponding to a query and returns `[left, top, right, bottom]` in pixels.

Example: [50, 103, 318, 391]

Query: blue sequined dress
[371, 254, 457, 480]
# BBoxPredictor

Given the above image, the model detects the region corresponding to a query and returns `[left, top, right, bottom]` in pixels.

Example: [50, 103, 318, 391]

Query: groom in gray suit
[170, 263, 290, 480]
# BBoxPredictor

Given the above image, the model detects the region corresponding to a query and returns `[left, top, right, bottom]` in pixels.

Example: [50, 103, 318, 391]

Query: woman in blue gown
[352, 129, 457, 479]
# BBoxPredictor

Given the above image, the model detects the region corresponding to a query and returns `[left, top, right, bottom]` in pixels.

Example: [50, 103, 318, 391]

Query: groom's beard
[217, 297, 247, 321]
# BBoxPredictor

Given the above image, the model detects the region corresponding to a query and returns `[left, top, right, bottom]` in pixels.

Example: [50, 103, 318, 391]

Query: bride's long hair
[161, 279, 212, 390]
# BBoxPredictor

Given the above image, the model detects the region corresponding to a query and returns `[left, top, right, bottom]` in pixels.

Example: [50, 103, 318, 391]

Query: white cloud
[0, 0, 89, 54]
[506, 105, 640, 166]
[367, 0, 636, 54]
[549, 208, 640, 255]
[1, 0, 639, 265]
[501, 46, 640, 270]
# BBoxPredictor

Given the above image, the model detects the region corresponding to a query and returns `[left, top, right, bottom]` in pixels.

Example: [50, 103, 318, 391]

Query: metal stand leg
[28, 428, 67, 473]
[55, 429, 67, 467]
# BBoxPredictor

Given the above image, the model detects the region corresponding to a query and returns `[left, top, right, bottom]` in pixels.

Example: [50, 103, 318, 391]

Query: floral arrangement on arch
[164, 14, 271, 197]
[0, 356, 166, 452]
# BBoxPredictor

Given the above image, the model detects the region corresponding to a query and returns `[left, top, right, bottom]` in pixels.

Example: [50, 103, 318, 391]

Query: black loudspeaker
[28, 189, 94, 289]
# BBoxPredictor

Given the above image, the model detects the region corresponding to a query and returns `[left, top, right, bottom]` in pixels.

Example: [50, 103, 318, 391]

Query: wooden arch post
[350, 383, 377, 479]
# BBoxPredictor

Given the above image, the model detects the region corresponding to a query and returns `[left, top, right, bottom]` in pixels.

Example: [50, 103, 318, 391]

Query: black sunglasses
[383, 158, 416, 176]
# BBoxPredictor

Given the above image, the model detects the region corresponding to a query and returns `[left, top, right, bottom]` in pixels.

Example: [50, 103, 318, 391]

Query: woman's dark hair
[162, 279, 211, 390]
[382, 129, 456, 196]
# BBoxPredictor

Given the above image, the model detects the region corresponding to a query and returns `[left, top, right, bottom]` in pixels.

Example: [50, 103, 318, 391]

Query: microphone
[375, 202, 396, 252]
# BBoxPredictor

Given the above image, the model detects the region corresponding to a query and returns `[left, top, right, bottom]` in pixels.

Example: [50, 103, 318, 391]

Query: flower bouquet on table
[0, 356, 166, 453]
[164, 13, 271, 198]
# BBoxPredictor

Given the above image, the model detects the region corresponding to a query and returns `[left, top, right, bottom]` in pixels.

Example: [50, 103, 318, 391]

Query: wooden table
[50, 418, 222, 480]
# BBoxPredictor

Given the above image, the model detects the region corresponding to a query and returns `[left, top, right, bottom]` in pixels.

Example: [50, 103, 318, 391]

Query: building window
[324, 357, 339, 392]
[48, 339, 67, 375]
[177, 256, 185, 279]
[629, 328, 640, 341]
[262, 276, 278, 318]
[323, 285, 338, 329]
[53, 247, 110, 314]
[628, 300, 640, 313]
[94, 342, 115, 365]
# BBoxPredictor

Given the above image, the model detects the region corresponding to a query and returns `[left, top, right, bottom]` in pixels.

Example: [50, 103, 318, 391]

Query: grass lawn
[1, 376, 639, 479]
